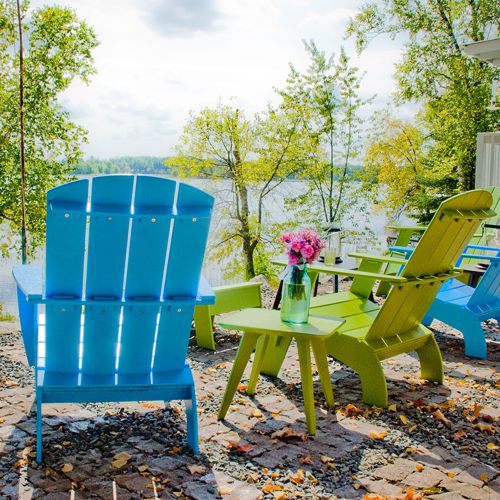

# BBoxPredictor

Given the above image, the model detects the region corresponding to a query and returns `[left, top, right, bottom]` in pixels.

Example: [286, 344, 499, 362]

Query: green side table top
[218, 308, 344, 340]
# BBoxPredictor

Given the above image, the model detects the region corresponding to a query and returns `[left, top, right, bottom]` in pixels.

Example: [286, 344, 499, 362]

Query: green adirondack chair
[260, 189, 495, 407]
[377, 186, 500, 294]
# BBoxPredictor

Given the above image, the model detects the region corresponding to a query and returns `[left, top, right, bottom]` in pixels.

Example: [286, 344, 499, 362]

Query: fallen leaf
[299, 455, 313, 465]
[473, 423, 496, 434]
[111, 459, 128, 469]
[218, 486, 233, 495]
[290, 469, 305, 485]
[225, 440, 253, 453]
[271, 427, 308, 442]
[320, 455, 334, 464]
[388, 404, 397, 412]
[447, 472, 456, 478]
[345, 403, 363, 416]
[251, 409, 263, 418]
[270, 472, 279, 479]
[137, 465, 149, 472]
[237, 384, 248, 392]
[454, 430, 466, 440]
[400, 415, 408, 425]
[480, 473, 489, 483]
[114, 452, 132, 461]
[415, 464, 424, 472]
[213, 362, 226, 369]
[140, 402, 163, 410]
[473, 402, 483, 420]
[61, 464, 73, 473]
[369, 430, 388, 440]
[432, 409, 451, 427]
[487, 442, 498, 451]
[408, 425, 417, 433]
[274, 493, 286, 500]
[262, 483, 283, 493]
[187, 464, 206, 475]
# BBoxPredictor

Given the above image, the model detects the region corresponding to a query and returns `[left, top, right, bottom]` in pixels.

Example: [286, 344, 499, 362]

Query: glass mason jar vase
[280, 264, 312, 324]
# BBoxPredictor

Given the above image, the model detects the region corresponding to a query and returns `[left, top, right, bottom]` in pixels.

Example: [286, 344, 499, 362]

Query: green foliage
[0, 1, 98, 257]
[277, 41, 375, 245]
[347, 0, 500, 202]
[169, 100, 312, 280]
[0, 303, 14, 321]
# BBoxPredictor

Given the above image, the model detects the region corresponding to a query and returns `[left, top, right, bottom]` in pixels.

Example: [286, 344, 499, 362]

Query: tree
[0, 1, 98, 256]
[347, 0, 500, 193]
[169, 101, 313, 279]
[277, 41, 373, 242]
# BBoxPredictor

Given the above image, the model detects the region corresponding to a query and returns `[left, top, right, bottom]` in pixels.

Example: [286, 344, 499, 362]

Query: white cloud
[29, 0, 409, 158]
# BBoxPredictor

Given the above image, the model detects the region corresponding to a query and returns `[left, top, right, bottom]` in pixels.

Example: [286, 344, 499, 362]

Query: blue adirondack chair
[422, 245, 500, 359]
[13, 175, 214, 461]
[388, 243, 500, 359]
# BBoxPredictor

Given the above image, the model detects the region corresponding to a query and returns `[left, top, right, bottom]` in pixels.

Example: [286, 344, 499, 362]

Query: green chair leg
[296, 339, 316, 435]
[194, 306, 216, 350]
[311, 340, 334, 408]
[416, 334, 444, 383]
[259, 335, 292, 377]
[247, 335, 270, 395]
[218, 332, 260, 420]
[328, 335, 388, 407]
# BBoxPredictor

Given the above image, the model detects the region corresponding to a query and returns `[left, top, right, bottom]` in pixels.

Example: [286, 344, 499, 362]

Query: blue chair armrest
[388, 245, 414, 258]
[464, 244, 500, 253]
[460, 254, 500, 262]
[197, 275, 215, 305]
[12, 264, 42, 367]
[12, 264, 43, 301]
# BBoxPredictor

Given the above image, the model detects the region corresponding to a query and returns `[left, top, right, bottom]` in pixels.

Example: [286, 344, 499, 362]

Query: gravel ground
[0, 276, 499, 499]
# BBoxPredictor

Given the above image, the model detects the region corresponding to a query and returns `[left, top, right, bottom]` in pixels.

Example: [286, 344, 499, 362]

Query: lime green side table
[217, 309, 345, 435]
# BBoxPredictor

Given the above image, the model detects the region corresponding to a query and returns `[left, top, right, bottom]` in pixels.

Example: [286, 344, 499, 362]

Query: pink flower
[280, 229, 325, 265]
[300, 244, 315, 260]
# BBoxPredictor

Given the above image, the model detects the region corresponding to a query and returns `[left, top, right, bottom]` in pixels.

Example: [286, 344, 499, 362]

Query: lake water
[0, 177, 405, 314]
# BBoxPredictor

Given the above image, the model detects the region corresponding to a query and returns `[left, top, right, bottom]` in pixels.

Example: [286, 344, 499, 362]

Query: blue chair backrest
[42, 175, 213, 376]
[468, 258, 500, 308]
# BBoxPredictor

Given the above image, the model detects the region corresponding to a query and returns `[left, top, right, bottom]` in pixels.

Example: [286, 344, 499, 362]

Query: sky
[30, 0, 415, 159]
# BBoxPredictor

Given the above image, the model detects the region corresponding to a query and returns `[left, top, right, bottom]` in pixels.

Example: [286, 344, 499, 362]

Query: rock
[403, 467, 448, 488]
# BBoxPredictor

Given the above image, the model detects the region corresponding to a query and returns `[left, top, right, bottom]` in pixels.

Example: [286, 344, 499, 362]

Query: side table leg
[296, 338, 316, 435]
[218, 332, 260, 420]
[311, 340, 334, 408]
[248, 335, 270, 395]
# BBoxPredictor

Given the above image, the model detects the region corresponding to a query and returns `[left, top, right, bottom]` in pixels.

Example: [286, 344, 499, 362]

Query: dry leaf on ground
[369, 430, 388, 440]
[61, 463, 73, 473]
[187, 464, 206, 475]
[271, 427, 308, 442]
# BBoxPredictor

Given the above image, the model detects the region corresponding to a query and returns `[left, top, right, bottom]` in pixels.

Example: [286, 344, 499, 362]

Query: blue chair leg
[462, 320, 487, 359]
[185, 385, 199, 454]
[36, 395, 42, 462]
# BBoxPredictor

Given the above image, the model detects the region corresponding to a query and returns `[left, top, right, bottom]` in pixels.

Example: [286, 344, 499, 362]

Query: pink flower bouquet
[280, 229, 325, 266]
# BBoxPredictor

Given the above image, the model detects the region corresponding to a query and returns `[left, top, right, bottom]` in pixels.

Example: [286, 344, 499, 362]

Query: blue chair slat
[119, 176, 176, 375]
[468, 261, 500, 307]
[44, 304, 82, 373]
[86, 175, 134, 298]
[45, 180, 88, 375]
[125, 176, 176, 299]
[118, 305, 159, 374]
[82, 176, 134, 376]
[164, 183, 214, 299]
[46, 179, 89, 297]
[153, 306, 195, 372]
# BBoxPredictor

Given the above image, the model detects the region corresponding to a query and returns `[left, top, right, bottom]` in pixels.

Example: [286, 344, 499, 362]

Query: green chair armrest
[348, 252, 408, 265]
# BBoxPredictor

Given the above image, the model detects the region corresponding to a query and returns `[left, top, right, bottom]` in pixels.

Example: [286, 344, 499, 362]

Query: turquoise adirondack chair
[13, 175, 214, 461]
[422, 245, 500, 359]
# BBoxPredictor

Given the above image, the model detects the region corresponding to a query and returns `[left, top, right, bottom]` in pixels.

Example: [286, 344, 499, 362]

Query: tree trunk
[237, 183, 255, 279]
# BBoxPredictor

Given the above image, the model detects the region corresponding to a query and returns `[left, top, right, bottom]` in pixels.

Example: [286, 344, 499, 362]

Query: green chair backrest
[366, 189, 494, 340]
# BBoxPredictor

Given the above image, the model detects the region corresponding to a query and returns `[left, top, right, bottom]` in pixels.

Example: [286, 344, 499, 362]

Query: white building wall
[475, 132, 500, 188]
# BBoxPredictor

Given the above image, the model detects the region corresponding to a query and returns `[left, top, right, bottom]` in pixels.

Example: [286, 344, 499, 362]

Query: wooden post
[16, 0, 28, 264]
